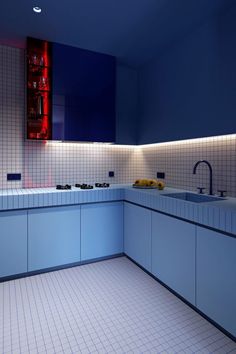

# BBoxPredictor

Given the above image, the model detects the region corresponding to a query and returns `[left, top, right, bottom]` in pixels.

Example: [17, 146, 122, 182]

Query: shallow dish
[132, 185, 157, 189]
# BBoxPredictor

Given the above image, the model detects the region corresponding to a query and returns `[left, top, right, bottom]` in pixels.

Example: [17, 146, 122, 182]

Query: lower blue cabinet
[124, 202, 151, 271]
[0, 211, 27, 278]
[28, 206, 81, 271]
[151, 212, 196, 305]
[81, 202, 123, 261]
[196, 227, 236, 337]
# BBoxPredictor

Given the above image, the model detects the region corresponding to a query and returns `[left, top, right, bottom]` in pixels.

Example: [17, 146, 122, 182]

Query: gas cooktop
[56, 184, 71, 190]
[75, 183, 93, 190]
[95, 183, 110, 188]
[56, 183, 110, 190]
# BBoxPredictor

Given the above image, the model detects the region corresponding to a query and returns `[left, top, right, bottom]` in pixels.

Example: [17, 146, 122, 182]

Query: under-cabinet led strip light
[45, 133, 236, 149]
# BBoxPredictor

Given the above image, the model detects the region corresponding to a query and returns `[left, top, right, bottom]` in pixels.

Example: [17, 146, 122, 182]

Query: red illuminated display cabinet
[27, 37, 52, 140]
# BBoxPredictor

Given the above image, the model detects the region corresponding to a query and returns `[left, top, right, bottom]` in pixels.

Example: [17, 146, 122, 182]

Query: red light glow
[27, 37, 52, 140]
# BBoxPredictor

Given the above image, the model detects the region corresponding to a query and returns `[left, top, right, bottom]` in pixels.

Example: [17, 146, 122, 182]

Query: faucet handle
[217, 190, 227, 198]
[197, 187, 206, 194]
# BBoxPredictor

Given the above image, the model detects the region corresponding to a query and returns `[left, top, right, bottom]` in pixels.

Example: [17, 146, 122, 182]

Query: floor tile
[0, 257, 235, 353]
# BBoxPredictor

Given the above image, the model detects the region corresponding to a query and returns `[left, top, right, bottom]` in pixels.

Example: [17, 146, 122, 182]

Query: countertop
[0, 184, 236, 235]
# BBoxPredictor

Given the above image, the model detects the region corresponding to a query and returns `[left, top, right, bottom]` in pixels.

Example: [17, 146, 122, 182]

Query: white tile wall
[139, 135, 236, 197]
[1, 44, 236, 196]
[0, 45, 25, 189]
[0, 44, 139, 188]
[24, 141, 139, 187]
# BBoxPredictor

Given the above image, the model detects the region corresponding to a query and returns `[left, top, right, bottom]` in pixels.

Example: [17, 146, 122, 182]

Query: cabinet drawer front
[196, 227, 236, 337]
[28, 206, 81, 271]
[124, 203, 151, 271]
[81, 202, 123, 261]
[0, 211, 27, 277]
[152, 212, 196, 305]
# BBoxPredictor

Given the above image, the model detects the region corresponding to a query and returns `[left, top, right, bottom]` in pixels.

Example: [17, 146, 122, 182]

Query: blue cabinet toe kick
[0, 253, 124, 283]
[125, 254, 236, 343]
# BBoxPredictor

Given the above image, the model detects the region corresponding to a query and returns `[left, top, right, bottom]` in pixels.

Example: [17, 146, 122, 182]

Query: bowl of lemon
[133, 179, 165, 190]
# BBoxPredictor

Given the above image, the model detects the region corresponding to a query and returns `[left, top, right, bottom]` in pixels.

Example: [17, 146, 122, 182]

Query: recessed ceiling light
[33, 6, 42, 13]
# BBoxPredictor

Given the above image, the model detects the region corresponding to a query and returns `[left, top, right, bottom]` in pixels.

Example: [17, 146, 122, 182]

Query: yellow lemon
[157, 181, 165, 190]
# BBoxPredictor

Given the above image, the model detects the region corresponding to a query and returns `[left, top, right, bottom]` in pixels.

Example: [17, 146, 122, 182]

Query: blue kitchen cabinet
[28, 206, 81, 271]
[81, 202, 123, 261]
[196, 227, 236, 337]
[0, 211, 27, 278]
[151, 212, 196, 305]
[52, 42, 116, 142]
[124, 202, 151, 271]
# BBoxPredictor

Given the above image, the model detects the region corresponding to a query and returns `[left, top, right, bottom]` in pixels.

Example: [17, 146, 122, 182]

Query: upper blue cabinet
[137, 6, 236, 145]
[52, 43, 116, 142]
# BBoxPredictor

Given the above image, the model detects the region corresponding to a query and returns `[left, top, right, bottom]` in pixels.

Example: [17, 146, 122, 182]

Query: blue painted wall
[137, 4, 236, 144]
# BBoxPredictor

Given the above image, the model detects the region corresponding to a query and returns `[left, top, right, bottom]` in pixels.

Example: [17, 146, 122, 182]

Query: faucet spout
[193, 160, 213, 195]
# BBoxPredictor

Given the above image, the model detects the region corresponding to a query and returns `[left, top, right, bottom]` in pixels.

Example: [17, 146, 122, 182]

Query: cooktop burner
[56, 183, 110, 190]
[56, 184, 71, 190]
[95, 183, 110, 188]
[75, 184, 93, 189]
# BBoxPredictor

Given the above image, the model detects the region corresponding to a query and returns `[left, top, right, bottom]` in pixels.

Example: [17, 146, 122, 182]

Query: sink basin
[162, 192, 225, 203]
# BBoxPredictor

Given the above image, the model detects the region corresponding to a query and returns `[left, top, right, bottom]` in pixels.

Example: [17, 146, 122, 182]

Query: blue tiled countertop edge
[0, 184, 236, 235]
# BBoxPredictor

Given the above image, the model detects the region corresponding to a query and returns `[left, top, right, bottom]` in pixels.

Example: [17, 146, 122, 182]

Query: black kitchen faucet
[193, 160, 213, 195]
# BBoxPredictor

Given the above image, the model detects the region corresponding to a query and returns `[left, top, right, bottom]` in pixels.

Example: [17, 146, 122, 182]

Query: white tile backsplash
[0, 44, 235, 196]
[0, 45, 25, 189]
[138, 135, 236, 197]
[24, 141, 138, 187]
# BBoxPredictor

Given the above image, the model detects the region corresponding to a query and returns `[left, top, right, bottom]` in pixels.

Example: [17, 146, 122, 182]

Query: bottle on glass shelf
[29, 107, 36, 119]
[36, 95, 44, 116]
[39, 77, 47, 90]
[39, 56, 44, 66]
[32, 54, 38, 65]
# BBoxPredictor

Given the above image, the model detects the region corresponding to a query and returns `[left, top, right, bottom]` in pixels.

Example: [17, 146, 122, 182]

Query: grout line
[122, 201, 125, 252]
[150, 210, 152, 273]
[195, 225, 197, 307]
[27, 209, 29, 271]
[80, 205, 81, 262]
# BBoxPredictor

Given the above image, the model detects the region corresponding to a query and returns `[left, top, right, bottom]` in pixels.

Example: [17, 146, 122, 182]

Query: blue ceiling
[0, 0, 234, 66]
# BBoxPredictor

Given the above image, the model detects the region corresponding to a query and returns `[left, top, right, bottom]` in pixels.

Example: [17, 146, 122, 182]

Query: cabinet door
[28, 206, 80, 271]
[81, 202, 123, 261]
[0, 211, 27, 278]
[152, 212, 195, 304]
[196, 227, 236, 337]
[52, 42, 116, 142]
[124, 202, 151, 271]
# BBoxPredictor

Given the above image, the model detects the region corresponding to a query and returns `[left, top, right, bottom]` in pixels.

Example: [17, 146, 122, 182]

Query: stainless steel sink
[162, 192, 225, 203]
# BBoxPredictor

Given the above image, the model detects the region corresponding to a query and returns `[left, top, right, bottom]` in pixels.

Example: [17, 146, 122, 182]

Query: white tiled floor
[0, 257, 235, 354]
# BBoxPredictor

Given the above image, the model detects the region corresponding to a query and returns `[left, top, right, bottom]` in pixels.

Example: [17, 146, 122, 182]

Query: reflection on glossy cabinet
[28, 206, 81, 271]
[52, 42, 116, 142]
[196, 227, 236, 337]
[81, 202, 123, 261]
[124, 202, 151, 271]
[0, 211, 27, 278]
[151, 212, 196, 305]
